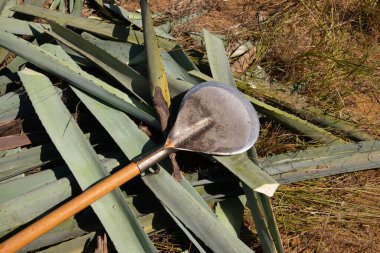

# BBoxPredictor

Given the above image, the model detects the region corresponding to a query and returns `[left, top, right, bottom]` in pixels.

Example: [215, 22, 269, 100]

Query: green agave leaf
[68, 0, 73, 13]
[244, 189, 277, 253]
[0, 157, 120, 234]
[203, 29, 235, 86]
[49, 0, 60, 10]
[202, 33, 248, 235]
[0, 143, 58, 182]
[0, 0, 15, 17]
[47, 22, 151, 103]
[203, 31, 283, 252]
[19, 68, 157, 253]
[103, 2, 175, 40]
[24, 0, 45, 7]
[163, 206, 208, 253]
[0, 31, 160, 128]
[81, 32, 146, 65]
[256, 193, 284, 253]
[46, 45, 253, 252]
[168, 44, 199, 71]
[71, 0, 82, 16]
[11, 5, 177, 49]
[261, 140, 380, 170]
[242, 91, 346, 145]
[0, 91, 20, 122]
[0, 17, 48, 35]
[140, 0, 171, 130]
[160, 50, 199, 84]
[215, 196, 246, 235]
[265, 140, 380, 184]
[0, 164, 68, 203]
[35, 232, 97, 253]
[0, 131, 109, 181]
[0, 47, 9, 65]
[0, 176, 79, 234]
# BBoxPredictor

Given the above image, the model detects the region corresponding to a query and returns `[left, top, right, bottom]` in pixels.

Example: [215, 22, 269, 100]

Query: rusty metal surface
[167, 81, 260, 155]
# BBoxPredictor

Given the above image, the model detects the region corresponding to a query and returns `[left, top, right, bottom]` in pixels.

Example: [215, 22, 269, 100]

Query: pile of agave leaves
[1, 0, 380, 252]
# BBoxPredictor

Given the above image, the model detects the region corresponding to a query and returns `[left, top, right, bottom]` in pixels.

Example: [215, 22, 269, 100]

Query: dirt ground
[114, 0, 380, 252]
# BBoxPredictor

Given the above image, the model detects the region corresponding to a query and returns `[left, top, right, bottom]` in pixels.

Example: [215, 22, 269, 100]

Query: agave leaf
[81, 32, 146, 65]
[0, 157, 120, 234]
[24, 0, 45, 7]
[163, 207, 208, 253]
[168, 44, 199, 71]
[11, 5, 177, 49]
[0, 31, 160, 128]
[241, 90, 346, 144]
[35, 232, 97, 253]
[0, 47, 9, 64]
[203, 31, 283, 251]
[0, 17, 47, 35]
[0, 92, 20, 122]
[11, 5, 134, 40]
[19, 68, 157, 253]
[257, 193, 284, 253]
[160, 50, 199, 84]
[201, 32, 278, 197]
[103, 2, 175, 40]
[215, 196, 246, 235]
[68, 0, 73, 13]
[0, 0, 15, 17]
[0, 143, 58, 181]
[203, 29, 235, 86]
[244, 189, 277, 253]
[71, 0, 82, 16]
[0, 131, 109, 181]
[58, 0, 65, 13]
[47, 21, 151, 102]
[0, 176, 79, 234]
[203, 30, 249, 235]
[265, 140, 380, 183]
[49, 0, 60, 10]
[140, 0, 171, 131]
[292, 105, 374, 141]
[0, 164, 67, 202]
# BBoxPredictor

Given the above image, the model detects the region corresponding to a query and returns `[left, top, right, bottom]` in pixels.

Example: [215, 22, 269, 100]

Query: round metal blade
[167, 81, 260, 155]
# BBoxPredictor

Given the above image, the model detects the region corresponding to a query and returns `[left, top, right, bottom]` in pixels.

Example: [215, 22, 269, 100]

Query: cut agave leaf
[11, 5, 177, 49]
[0, 131, 108, 181]
[264, 140, 380, 184]
[203, 30, 283, 251]
[103, 2, 176, 40]
[0, 17, 48, 35]
[19, 68, 157, 253]
[141, 0, 171, 131]
[81, 32, 146, 65]
[203, 29, 236, 86]
[47, 22, 151, 103]
[0, 31, 160, 128]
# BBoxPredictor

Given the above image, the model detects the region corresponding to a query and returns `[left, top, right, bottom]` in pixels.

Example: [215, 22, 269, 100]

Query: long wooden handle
[0, 162, 141, 253]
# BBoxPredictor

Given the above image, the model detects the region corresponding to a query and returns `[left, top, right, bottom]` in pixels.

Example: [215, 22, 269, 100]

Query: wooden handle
[0, 162, 141, 253]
